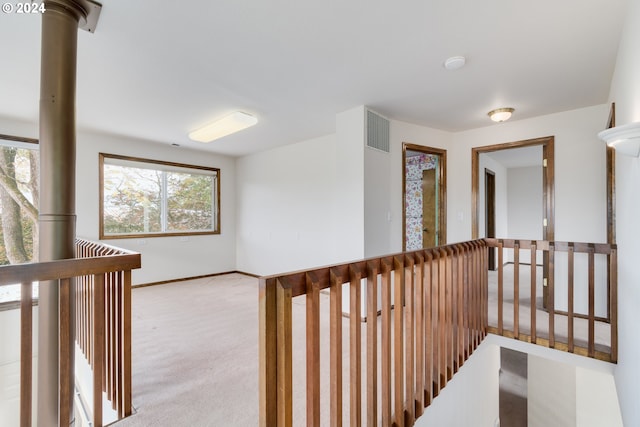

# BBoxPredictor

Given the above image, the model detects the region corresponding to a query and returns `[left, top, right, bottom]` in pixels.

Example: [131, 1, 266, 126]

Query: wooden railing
[259, 240, 488, 427]
[0, 239, 140, 427]
[259, 238, 618, 426]
[485, 238, 617, 363]
[74, 239, 139, 423]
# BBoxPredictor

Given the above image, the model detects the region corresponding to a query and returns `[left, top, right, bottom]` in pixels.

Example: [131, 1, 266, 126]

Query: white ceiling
[0, 0, 628, 157]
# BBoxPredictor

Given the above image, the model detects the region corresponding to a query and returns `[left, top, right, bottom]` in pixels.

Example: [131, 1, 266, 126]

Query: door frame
[402, 143, 447, 251]
[472, 136, 555, 307]
[471, 136, 555, 241]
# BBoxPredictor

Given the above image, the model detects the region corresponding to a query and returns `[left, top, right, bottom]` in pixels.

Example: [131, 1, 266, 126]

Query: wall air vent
[366, 109, 390, 153]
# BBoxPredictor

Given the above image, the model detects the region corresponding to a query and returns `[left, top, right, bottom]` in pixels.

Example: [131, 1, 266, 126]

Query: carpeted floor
[113, 273, 262, 427]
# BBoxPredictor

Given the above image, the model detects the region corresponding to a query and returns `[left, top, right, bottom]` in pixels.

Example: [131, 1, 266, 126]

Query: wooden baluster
[470, 243, 477, 349]
[588, 246, 595, 358]
[259, 277, 277, 427]
[549, 244, 556, 349]
[59, 278, 73, 426]
[424, 252, 433, 406]
[447, 247, 455, 377]
[114, 271, 120, 408]
[457, 246, 464, 367]
[306, 272, 321, 427]
[497, 240, 504, 336]
[20, 281, 33, 427]
[92, 274, 105, 427]
[404, 256, 415, 425]
[329, 269, 343, 427]
[114, 272, 122, 414]
[476, 242, 483, 346]
[381, 259, 393, 425]
[393, 256, 405, 427]
[431, 250, 440, 397]
[514, 241, 520, 339]
[122, 269, 132, 417]
[568, 244, 575, 353]
[462, 243, 470, 359]
[414, 253, 425, 418]
[366, 261, 378, 427]
[610, 246, 618, 362]
[106, 272, 112, 401]
[438, 248, 447, 386]
[481, 241, 487, 336]
[88, 272, 93, 364]
[277, 279, 293, 427]
[350, 266, 362, 427]
[531, 242, 537, 344]
[445, 247, 454, 378]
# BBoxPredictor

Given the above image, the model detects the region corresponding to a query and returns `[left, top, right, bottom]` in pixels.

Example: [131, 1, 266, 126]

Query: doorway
[472, 136, 555, 307]
[402, 143, 446, 250]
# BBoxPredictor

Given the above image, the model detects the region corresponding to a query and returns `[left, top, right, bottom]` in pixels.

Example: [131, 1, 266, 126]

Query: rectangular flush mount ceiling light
[188, 111, 258, 143]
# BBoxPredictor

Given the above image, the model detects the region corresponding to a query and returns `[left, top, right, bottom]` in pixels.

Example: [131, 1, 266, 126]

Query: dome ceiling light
[488, 108, 515, 123]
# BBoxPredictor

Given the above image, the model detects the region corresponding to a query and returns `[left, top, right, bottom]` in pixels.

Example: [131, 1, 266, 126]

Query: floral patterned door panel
[405, 153, 438, 250]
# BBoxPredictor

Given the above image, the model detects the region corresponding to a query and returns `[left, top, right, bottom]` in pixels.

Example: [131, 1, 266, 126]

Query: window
[100, 153, 220, 239]
[0, 134, 39, 304]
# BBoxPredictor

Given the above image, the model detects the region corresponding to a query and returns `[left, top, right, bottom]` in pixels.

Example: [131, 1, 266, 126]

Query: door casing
[402, 143, 447, 251]
[472, 136, 555, 307]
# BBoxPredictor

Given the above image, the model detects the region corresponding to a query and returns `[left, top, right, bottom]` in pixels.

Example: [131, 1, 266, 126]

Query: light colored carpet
[113, 273, 359, 427]
[113, 273, 261, 427]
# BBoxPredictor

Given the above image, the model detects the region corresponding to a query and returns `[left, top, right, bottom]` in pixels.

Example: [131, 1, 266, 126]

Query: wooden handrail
[0, 239, 140, 427]
[259, 237, 617, 426]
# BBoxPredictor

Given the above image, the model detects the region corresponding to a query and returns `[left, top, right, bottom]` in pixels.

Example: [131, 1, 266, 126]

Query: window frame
[99, 153, 220, 239]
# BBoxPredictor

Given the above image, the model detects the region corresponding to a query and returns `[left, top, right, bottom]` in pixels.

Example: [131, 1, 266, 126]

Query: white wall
[76, 130, 237, 285]
[235, 133, 343, 276]
[415, 340, 499, 427]
[528, 354, 577, 427]
[576, 366, 623, 427]
[415, 341, 500, 427]
[607, 0, 640, 425]
[235, 109, 455, 275]
[448, 104, 609, 245]
[507, 166, 543, 240]
[364, 145, 391, 257]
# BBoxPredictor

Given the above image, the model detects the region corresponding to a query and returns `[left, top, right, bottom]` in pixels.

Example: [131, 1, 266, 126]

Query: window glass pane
[103, 164, 162, 234]
[0, 142, 39, 266]
[100, 153, 219, 238]
[166, 172, 213, 231]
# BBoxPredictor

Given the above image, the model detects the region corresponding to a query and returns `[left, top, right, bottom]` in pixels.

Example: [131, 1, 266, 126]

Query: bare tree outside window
[0, 136, 39, 265]
[100, 153, 220, 239]
[0, 136, 39, 304]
